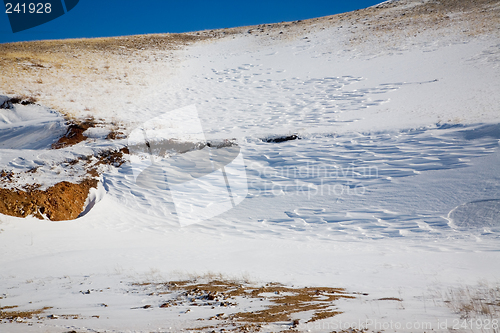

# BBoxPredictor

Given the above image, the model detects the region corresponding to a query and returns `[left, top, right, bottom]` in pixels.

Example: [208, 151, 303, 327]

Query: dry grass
[0, 305, 51, 322]
[135, 277, 355, 332]
[0, 33, 207, 70]
[441, 283, 500, 319]
[231, 285, 351, 323]
[0, 33, 213, 117]
[1, 0, 498, 119]
[307, 310, 343, 323]
[0, 94, 37, 108]
[0, 33, 208, 84]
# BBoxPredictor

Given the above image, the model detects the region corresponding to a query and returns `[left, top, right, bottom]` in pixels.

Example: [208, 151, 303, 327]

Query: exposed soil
[0, 144, 128, 221]
[137, 278, 356, 332]
[106, 129, 127, 140]
[0, 178, 98, 221]
[95, 147, 129, 167]
[0, 95, 127, 222]
[0, 305, 51, 322]
[51, 118, 96, 149]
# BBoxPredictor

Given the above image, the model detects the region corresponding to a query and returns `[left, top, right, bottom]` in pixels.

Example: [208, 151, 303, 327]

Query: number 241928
[5, 3, 52, 14]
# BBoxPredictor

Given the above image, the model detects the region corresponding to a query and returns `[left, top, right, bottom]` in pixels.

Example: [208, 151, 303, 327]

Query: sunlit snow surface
[1, 6, 500, 332]
[100, 35, 500, 246]
[107, 122, 500, 245]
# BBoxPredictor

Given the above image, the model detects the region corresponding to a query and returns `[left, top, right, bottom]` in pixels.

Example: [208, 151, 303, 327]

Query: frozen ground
[1, 0, 500, 332]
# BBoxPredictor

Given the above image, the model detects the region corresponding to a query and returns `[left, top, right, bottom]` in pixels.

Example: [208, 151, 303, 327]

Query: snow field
[1, 0, 500, 331]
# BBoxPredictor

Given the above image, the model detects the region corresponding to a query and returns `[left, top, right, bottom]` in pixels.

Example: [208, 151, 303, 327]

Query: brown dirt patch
[94, 147, 129, 167]
[0, 146, 128, 221]
[232, 285, 351, 323]
[138, 278, 357, 332]
[0, 178, 98, 221]
[106, 129, 127, 140]
[0, 305, 52, 322]
[51, 118, 96, 149]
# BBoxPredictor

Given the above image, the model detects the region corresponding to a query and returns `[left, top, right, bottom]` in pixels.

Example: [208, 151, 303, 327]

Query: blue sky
[1, 0, 383, 44]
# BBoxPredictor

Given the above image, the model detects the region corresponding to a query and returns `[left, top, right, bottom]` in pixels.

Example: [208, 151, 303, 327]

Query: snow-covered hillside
[1, 0, 500, 332]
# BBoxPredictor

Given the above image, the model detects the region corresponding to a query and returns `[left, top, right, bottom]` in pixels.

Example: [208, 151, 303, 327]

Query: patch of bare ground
[51, 117, 97, 149]
[106, 128, 127, 140]
[0, 95, 130, 221]
[231, 285, 350, 324]
[0, 178, 98, 221]
[0, 147, 128, 221]
[0, 305, 52, 322]
[0, 98, 130, 221]
[0, 33, 209, 76]
[136, 278, 356, 332]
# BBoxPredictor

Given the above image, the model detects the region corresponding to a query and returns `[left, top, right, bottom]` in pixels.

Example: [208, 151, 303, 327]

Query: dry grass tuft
[0, 305, 51, 322]
[307, 310, 343, 323]
[440, 283, 500, 319]
[0, 94, 37, 109]
[377, 297, 403, 301]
